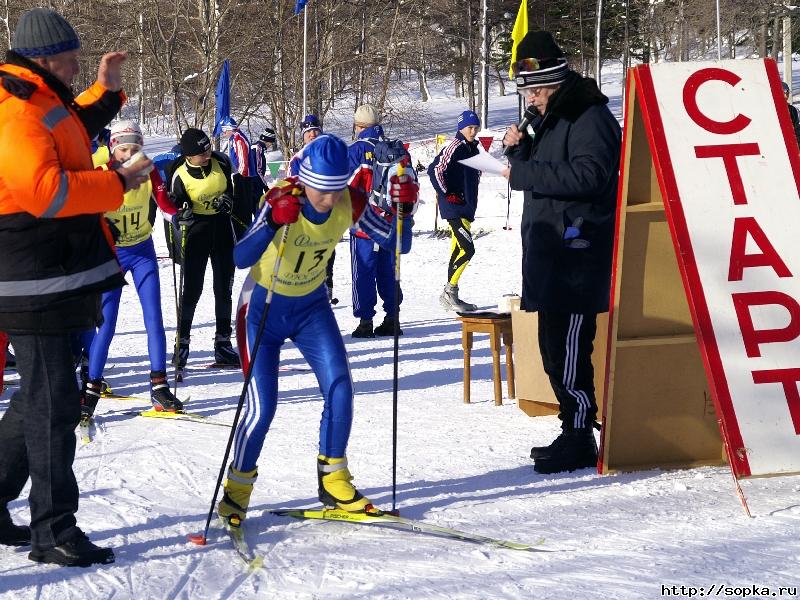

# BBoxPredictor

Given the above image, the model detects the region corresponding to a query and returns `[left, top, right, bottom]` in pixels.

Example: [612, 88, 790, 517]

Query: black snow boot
[214, 338, 241, 367]
[351, 319, 374, 338]
[0, 517, 30, 546]
[150, 370, 183, 412]
[532, 429, 598, 475]
[29, 530, 114, 567]
[374, 315, 403, 337]
[172, 337, 190, 369]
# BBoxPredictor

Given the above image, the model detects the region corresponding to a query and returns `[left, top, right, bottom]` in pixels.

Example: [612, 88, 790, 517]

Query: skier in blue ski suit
[216, 134, 418, 527]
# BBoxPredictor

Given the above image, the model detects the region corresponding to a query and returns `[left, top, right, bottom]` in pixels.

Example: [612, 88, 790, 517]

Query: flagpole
[302, 6, 308, 115]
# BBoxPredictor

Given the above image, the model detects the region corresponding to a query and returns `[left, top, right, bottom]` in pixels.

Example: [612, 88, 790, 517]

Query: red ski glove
[267, 192, 302, 228]
[389, 172, 418, 215]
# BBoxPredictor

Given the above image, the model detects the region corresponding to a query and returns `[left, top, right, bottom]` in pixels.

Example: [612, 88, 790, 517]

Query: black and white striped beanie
[514, 31, 570, 89]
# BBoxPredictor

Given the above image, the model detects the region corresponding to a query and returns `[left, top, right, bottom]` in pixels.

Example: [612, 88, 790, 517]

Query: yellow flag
[508, 0, 529, 80]
[436, 134, 447, 152]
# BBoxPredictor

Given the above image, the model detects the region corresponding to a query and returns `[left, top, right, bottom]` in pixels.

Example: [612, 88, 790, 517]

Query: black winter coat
[508, 71, 621, 314]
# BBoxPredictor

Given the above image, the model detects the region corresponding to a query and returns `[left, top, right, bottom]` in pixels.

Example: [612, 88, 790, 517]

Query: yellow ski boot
[217, 465, 258, 529]
[317, 455, 379, 514]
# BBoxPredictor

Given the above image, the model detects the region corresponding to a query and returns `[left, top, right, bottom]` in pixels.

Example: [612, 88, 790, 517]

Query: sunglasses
[518, 86, 552, 98]
[300, 121, 319, 129]
[510, 57, 541, 77]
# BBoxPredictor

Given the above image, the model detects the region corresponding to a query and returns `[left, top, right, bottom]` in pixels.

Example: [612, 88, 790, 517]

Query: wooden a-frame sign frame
[600, 59, 800, 479]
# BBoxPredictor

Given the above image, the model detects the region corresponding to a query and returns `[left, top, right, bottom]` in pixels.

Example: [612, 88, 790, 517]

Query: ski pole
[189, 223, 291, 546]
[503, 182, 512, 231]
[390, 161, 408, 515]
[168, 221, 179, 343]
[173, 204, 190, 396]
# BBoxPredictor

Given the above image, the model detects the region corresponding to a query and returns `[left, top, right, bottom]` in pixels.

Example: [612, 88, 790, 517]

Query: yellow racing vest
[173, 157, 228, 215]
[92, 144, 110, 168]
[102, 165, 154, 247]
[251, 185, 352, 297]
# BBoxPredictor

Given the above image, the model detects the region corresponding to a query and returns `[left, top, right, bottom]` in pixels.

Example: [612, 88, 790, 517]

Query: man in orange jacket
[0, 8, 151, 567]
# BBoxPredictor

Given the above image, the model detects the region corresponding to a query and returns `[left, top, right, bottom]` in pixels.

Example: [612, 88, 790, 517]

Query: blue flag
[213, 59, 230, 137]
[294, 0, 308, 15]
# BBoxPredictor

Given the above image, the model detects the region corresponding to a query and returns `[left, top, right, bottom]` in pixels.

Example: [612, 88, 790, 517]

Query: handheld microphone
[503, 105, 539, 156]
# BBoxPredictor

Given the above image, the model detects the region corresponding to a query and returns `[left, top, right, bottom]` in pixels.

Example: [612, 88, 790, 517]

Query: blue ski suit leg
[231, 284, 354, 473]
[88, 239, 166, 379]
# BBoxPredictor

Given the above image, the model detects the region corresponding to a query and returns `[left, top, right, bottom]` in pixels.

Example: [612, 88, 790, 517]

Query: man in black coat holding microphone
[502, 31, 621, 474]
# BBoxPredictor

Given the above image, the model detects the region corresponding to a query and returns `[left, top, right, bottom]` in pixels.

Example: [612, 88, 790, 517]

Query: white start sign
[638, 59, 800, 477]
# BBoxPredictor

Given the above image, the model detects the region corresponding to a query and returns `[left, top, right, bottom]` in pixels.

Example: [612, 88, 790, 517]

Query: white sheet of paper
[458, 149, 507, 175]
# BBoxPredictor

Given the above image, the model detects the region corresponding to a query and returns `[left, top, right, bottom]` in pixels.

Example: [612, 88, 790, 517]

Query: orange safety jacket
[0, 53, 127, 334]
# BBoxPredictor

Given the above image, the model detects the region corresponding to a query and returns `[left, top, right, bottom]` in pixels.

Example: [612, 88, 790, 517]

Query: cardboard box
[511, 308, 608, 418]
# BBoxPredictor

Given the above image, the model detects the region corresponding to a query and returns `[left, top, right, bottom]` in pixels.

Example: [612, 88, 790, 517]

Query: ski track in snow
[3, 66, 800, 598]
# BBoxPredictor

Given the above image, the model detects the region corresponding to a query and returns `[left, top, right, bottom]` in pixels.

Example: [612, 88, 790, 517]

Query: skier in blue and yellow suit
[218, 134, 418, 527]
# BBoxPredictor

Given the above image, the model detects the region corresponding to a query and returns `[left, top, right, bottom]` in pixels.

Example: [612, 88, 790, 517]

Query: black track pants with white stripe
[537, 311, 598, 430]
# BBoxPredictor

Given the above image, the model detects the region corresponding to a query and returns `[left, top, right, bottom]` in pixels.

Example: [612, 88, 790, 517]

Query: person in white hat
[80, 120, 184, 420]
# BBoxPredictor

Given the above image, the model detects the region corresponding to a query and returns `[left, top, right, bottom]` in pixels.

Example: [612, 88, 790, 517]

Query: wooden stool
[459, 315, 515, 406]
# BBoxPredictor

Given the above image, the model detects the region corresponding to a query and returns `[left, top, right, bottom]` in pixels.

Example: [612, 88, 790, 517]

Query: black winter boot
[351, 319, 374, 338]
[0, 517, 30, 546]
[532, 429, 598, 474]
[214, 337, 241, 367]
[172, 337, 190, 368]
[374, 315, 403, 336]
[29, 530, 114, 567]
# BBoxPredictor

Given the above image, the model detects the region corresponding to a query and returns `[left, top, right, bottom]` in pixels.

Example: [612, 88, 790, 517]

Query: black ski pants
[538, 311, 598, 430]
[0, 334, 82, 549]
[178, 213, 235, 342]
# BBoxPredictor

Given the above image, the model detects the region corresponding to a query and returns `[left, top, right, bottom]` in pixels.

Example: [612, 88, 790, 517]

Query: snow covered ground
[3, 65, 800, 600]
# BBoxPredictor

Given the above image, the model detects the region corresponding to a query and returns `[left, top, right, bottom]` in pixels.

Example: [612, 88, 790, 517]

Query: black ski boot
[351, 319, 374, 338]
[214, 337, 241, 367]
[374, 315, 402, 336]
[150, 370, 183, 412]
[80, 379, 103, 420]
[172, 337, 189, 380]
[0, 517, 30, 546]
[29, 530, 114, 567]
[532, 429, 598, 474]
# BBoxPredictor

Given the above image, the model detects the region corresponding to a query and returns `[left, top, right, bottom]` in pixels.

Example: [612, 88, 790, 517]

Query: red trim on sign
[636, 64, 751, 477]
[763, 59, 800, 197]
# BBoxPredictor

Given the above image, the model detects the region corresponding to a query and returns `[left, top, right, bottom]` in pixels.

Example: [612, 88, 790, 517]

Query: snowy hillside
[2, 65, 800, 600]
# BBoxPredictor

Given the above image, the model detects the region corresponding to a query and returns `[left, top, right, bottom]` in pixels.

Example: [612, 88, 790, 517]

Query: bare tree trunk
[494, 66, 506, 96]
[1, 0, 11, 49]
[771, 15, 780, 61]
[677, 0, 685, 61]
[138, 12, 146, 125]
[417, 9, 431, 103]
[356, 0, 367, 108]
[376, 3, 402, 113]
[594, 0, 602, 85]
[466, 0, 476, 112]
[478, 0, 488, 125]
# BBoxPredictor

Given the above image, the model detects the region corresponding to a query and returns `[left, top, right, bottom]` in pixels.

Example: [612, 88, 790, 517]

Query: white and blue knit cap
[12, 9, 80, 58]
[298, 134, 350, 192]
[457, 110, 480, 131]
